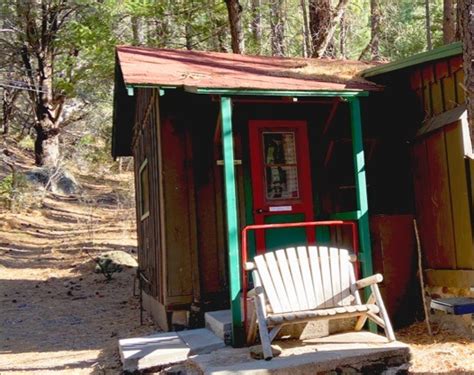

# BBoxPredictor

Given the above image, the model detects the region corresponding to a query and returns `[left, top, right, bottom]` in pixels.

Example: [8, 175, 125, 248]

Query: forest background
[0, 0, 471, 205]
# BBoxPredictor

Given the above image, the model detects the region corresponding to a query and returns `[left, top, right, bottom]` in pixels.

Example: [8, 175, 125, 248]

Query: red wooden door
[249, 120, 314, 254]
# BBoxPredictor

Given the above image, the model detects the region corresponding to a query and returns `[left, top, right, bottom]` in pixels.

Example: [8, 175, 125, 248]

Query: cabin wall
[369, 54, 474, 297]
[132, 88, 163, 303]
[408, 56, 474, 273]
[149, 92, 231, 320]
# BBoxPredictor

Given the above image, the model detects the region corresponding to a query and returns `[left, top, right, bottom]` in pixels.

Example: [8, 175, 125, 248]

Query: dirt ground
[0, 164, 473, 374]
[0, 172, 158, 374]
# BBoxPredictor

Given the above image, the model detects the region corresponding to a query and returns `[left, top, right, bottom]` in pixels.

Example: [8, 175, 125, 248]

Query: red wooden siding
[132, 89, 163, 300]
[412, 123, 473, 270]
[410, 56, 465, 119]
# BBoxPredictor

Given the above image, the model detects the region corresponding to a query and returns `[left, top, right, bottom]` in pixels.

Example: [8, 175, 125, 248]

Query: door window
[263, 132, 299, 200]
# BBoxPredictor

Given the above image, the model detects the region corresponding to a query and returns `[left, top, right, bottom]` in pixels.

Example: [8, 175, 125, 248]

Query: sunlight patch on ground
[0, 349, 102, 374]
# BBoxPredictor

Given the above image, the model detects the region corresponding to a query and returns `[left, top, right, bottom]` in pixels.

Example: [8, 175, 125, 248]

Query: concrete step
[204, 309, 232, 344]
[190, 332, 411, 374]
[119, 328, 225, 372]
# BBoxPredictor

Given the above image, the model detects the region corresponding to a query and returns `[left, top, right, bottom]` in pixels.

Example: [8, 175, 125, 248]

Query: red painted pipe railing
[241, 220, 359, 336]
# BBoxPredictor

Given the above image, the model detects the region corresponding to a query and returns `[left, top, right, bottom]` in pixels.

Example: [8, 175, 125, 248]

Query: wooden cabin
[363, 42, 474, 301]
[112, 46, 459, 343]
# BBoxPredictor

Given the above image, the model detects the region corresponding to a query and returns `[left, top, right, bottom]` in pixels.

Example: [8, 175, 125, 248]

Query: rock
[54, 169, 79, 195]
[25, 167, 80, 195]
[94, 251, 138, 276]
[249, 344, 282, 360]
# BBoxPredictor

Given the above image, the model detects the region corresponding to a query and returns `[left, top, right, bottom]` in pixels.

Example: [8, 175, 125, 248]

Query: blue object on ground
[430, 297, 474, 315]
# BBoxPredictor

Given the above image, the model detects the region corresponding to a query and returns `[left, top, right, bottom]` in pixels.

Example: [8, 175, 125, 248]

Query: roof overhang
[112, 46, 379, 157]
[362, 42, 462, 78]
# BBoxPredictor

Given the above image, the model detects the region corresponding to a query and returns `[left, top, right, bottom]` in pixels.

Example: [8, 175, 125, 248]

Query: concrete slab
[189, 331, 411, 375]
[205, 310, 232, 343]
[178, 328, 226, 355]
[118, 331, 190, 372]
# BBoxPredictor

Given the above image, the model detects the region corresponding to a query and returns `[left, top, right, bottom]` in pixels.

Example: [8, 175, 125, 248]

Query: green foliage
[375, 0, 444, 60]
[17, 136, 34, 152]
[0, 0, 453, 188]
[0, 174, 15, 205]
[0, 172, 37, 211]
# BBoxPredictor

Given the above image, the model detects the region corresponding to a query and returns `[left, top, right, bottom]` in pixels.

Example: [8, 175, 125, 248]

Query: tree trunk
[131, 15, 145, 45]
[300, 0, 312, 57]
[250, 0, 262, 54]
[34, 120, 60, 167]
[459, 0, 474, 149]
[456, 0, 463, 40]
[309, 0, 349, 58]
[270, 0, 285, 56]
[207, 0, 219, 51]
[370, 0, 381, 60]
[309, 0, 331, 58]
[2, 87, 17, 135]
[425, 0, 432, 50]
[339, 10, 346, 59]
[225, 0, 244, 54]
[443, 0, 456, 44]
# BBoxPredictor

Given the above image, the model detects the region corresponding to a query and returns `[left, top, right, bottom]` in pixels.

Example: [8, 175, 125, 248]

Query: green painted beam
[362, 42, 462, 78]
[127, 84, 177, 90]
[220, 96, 244, 347]
[186, 87, 369, 97]
[349, 97, 373, 277]
[330, 211, 363, 221]
[349, 97, 376, 333]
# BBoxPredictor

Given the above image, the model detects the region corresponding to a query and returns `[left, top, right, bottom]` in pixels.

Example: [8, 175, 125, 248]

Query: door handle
[255, 208, 268, 214]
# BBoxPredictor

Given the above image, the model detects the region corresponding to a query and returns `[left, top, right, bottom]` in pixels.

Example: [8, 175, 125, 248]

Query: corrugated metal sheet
[116, 46, 381, 92]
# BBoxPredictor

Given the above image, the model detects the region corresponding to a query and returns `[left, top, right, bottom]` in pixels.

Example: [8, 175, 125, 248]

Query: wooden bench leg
[354, 293, 375, 331]
[246, 306, 258, 345]
[254, 295, 273, 360]
[371, 284, 396, 341]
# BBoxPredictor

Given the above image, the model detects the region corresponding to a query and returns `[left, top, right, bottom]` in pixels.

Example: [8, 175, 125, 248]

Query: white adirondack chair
[245, 246, 395, 360]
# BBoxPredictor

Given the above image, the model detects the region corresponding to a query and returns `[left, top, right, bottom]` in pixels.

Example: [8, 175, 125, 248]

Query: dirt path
[0, 169, 473, 374]
[0, 182, 157, 374]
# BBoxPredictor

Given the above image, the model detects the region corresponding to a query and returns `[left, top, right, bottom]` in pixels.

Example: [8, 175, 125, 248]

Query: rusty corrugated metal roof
[116, 46, 382, 92]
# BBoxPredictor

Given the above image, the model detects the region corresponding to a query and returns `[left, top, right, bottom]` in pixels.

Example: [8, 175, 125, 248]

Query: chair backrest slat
[296, 246, 317, 309]
[253, 246, 355, 314]
[329, 247, 342, 306]
[318, 246, 334, 307]
[275, 249, 300, 311]
[254, 255, 283, 313]
[264, 252, 292, 312]
[286, 247, 309, 310]
[339, 249, 352, 305]
[308, 246, 326, 308]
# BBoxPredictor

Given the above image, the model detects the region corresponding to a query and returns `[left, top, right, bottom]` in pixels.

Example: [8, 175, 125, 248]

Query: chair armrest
[355, 274, 383, 289]
[247, 286, 264, 298]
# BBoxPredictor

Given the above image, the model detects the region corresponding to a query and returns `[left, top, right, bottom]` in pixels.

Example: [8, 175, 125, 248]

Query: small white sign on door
[269, 205, 292, 212]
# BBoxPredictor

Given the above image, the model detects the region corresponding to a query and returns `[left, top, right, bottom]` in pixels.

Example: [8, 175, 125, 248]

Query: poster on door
[263, 131, 299, 200]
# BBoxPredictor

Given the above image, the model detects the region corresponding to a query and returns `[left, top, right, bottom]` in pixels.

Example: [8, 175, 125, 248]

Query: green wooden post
[220, 96, 244, 346]
[349, 97, 376, 333]
[349, 97, 373, 278]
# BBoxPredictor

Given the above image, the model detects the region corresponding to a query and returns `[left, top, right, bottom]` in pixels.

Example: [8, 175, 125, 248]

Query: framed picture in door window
[262, 132, 300, 200]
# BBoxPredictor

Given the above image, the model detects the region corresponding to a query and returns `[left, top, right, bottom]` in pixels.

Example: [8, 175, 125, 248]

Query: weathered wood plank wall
[132, 88, 163, 300]
[133, 91, 229, 310]
[409, 55, 474, 271]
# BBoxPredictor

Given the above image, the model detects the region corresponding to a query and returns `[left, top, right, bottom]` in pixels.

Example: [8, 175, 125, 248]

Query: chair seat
[267, 304, 380, 324]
